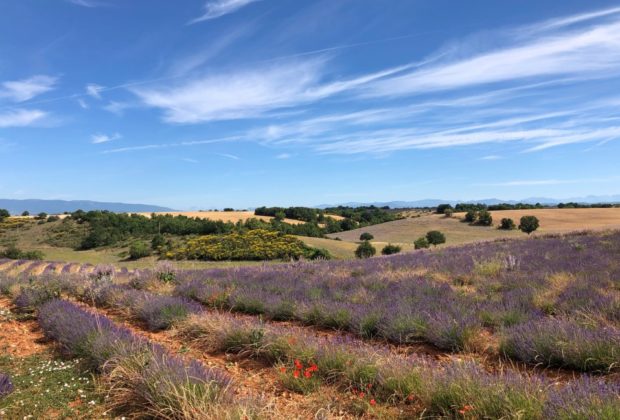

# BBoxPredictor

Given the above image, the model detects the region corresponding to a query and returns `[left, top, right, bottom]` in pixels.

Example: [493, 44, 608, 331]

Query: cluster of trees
[255, 206, 323, 223]
[437, 202, 617, 214]
[354, 230, 446, 258]
[414, 231, 446, 249]
[164, 229, 330, 261]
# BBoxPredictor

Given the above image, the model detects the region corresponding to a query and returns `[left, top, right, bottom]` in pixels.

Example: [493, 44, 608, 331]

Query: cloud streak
[189, 0, 259, 24]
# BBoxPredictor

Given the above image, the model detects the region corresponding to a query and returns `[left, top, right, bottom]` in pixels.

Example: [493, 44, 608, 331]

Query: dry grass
[135, 211, 307, 225]
[475, 208, 620, 232]
[327, 208, 620, 249]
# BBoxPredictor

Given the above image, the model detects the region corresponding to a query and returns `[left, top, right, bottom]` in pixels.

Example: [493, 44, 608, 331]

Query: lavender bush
[0, 373, 14, 398]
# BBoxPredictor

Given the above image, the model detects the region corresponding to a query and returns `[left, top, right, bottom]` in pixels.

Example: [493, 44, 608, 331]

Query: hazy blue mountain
[0, 199, 174, 215]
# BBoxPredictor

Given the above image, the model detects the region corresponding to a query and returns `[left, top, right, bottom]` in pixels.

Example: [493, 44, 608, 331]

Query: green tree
[151, 234, 166, 250]
[426, 230, 446, 246]
[355, 241, 376, 259]
[0, 209, 9, 222]
[436, 204, 453, 214]
[464, 210, 478, 223]
[499, 218, 516, 230]
[477, 210, 493, 226]
[381, 244, 402, 255]
[36, 212, 48, 220]
[519, 216, 540, 235]
[21, 211, 30, 216]
[414, 237, 430, 249]
[359, 232, 374, 241]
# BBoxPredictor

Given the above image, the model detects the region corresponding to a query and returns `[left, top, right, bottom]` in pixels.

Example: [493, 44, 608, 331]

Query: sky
[1, 0, 620, 209]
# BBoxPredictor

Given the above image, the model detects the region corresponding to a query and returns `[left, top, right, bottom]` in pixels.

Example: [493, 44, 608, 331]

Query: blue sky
[1, 0, 620, 209]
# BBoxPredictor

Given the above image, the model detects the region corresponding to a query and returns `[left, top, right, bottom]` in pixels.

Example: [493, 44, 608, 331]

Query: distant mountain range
[317, 195, 620, 209]
[0, 199, 174, 215]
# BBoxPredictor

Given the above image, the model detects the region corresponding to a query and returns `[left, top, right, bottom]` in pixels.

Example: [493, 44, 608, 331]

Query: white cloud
[275, 153, 292, 159]
[189, 0, 259, 24]
[132, 60, 325, 123]
[77, 98, 89, 109]
[0, 109, 47, 127]
[0, 75, 57, 102]
[481, 155, 502, 160]
[86, 84, 104, 99]
[66, 0, 102, 7]
[91, 132, 121, 144]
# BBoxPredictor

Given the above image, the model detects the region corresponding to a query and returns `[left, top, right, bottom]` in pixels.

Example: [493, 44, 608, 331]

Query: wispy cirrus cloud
[0, 109, 47, 127]
[86, 84, 104, 99]
[66, 0, 103, 7]
[91, 132, 121, 144]
[189, 0, 259, 24]
[0, 75, 57, 102]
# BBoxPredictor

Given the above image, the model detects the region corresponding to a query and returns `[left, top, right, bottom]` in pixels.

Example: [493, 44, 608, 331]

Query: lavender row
[38, 299, 255, 418]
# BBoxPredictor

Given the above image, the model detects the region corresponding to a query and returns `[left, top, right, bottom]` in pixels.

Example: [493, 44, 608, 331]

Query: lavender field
[0, 230, 619, 418]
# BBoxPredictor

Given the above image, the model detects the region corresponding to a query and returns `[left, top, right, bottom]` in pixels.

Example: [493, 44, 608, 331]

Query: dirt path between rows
[0, 297, 46, 357]
[72, 302, 387, 419]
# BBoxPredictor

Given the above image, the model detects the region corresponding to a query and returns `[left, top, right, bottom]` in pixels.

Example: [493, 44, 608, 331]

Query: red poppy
[359, 392, 365, 398]
[293, 370, 300, 378]
[294, 359, 302, 369]
[370, 399, 376, 406]
[304, 370, 312, 378]
[279, 367, 286, 373]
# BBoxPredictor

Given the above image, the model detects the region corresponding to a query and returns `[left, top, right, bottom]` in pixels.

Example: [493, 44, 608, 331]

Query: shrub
[414, 237, 430, 249]
[306, 247, 332, 260]
[359, 232, 374, 241]
[0, 209, 9, 222]
[444, 208, 454, 218]
[477, 210, 493, 226]
[36, 212, 48, 220]
[426, 230, 446, 246]
[381, 244, 402, 255]
[151, 234, 166, 250]
[21, 211, 30, 217]
[129, 241, 152, 260]
[0, 245, 44, 260]
[355, 241, 376, 259]
[499, 218, 516, 230]
[464, 210, 478, 223]
[519, 216, 540, 234]
[47, 215, 60, 223]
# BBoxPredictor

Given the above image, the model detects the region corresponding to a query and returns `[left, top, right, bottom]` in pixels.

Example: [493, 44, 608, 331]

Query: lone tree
[0, 209, 9, 222]
[21, 211, 30, 216]
[464, 210, 478, 223]
[359, 232, 374, 241]
[381, 244, 402, 255]
[519, 216, 540, 235]
[414, 237, 430, 249]
[477, 210, 493, 226]
[355, 241, 376, 259]
[426, 230, 446, 246]
[436, 204, 453, 214]
[499, 218, 516, 230]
